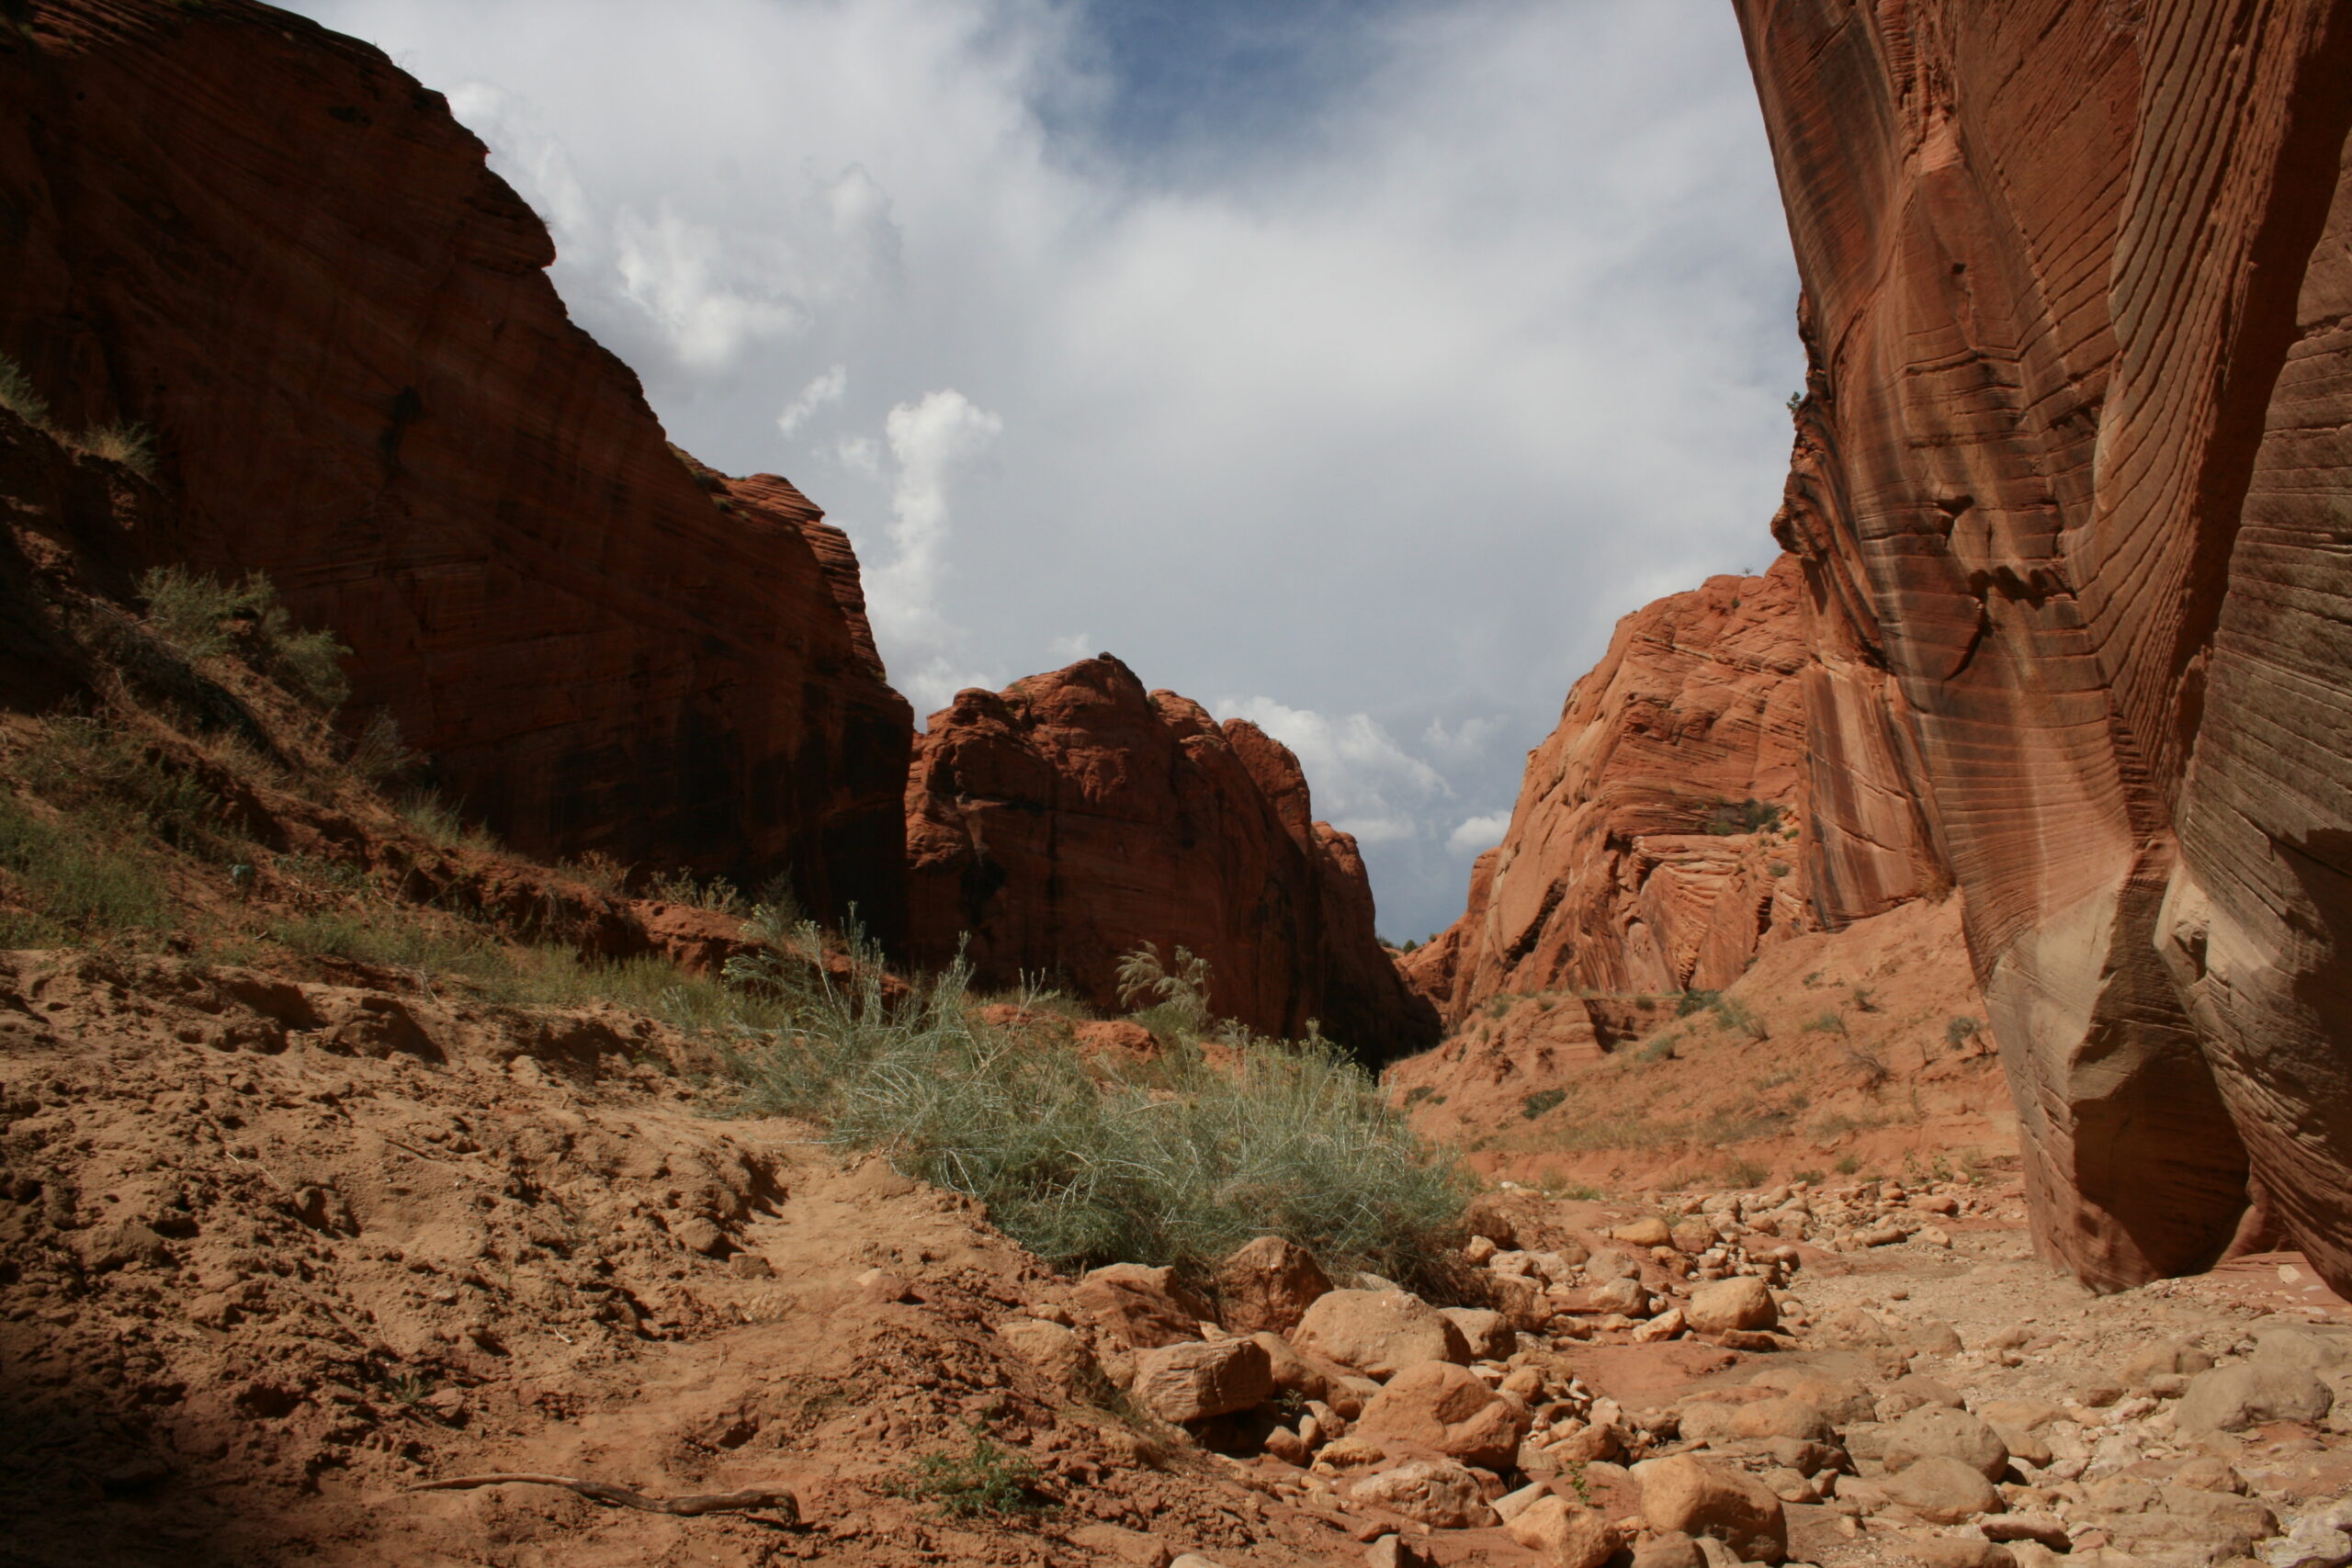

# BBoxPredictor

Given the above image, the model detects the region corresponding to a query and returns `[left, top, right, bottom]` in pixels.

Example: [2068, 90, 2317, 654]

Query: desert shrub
[1808, 1011, 1848, 1035]
[648, 867, 748, 915]
[1791, 1168, 1825, 1185]
[1638, 1034, 1679, 1063]
[1486, 993, 1515, 1019]
[0, 790, 171, 938]
[21, 715, 228, 857]
[1521, 1088, 1567, 1120]
[1711, 996, 1770, 1041]
[138, 566, 349, 709]
[886, 1427, 1046, 1519]
[1676, 988, 1720, 1018]
[1769, 863, 1791, 877]
[1849, 985, 1880, 1012]
[721, 943, 1469, 1282]
[1834, 1153, 1861, 1175]
[1702, 797, 1783, 836]
[396, 789, 499, 852]
[1402, 1084, 1435, 1106]
[1945, 1015, 1981, 1047]
[0, 354, 50, 427]
[1114, 942, 1213, 1033]
[77, 421, 156, 477]
[1720, 1156, 1768, 1189]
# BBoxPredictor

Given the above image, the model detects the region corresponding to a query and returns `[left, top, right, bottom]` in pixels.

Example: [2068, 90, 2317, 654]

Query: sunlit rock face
[1403, 558, 1849, 1015]
[0, 1, 912, 933]
[1736, 0, 2352, 1292]
[905, 656, 1439, 1060]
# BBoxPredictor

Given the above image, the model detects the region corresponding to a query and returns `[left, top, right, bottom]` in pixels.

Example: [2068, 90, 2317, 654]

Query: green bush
[1945, 1015, 1981, 1047]
[1808, 1010, 1848, 1036]
[1702, 798, 1783, 836]
[1711, 996, 1770, 1041]
[1638, 1034, 1679, 1063]
[721, 941, 1470, 1282]
[1521, 1088, 1567, 1120]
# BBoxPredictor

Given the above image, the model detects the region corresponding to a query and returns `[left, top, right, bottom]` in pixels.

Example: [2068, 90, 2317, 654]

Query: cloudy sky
[287, 0, 1804, 942]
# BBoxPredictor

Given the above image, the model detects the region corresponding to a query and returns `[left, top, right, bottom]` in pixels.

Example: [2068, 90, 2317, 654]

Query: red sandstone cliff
[905, 658, 1440, 1059]
[1736, 0, 2352, 1292]
[1405, 559, 1820, 1021]
[0, 1, 910, 935]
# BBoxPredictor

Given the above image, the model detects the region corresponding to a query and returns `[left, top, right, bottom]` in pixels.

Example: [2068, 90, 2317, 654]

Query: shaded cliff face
[1406, 558, 1832, 1019]
[1736, 0, 2352, 1292]
[0, 1, 911, 936]
[905, 657, 1439, 1060]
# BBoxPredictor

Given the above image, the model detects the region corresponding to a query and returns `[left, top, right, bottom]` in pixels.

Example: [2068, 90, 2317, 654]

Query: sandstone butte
[1730, 0, 2352, 1295]
[0, 0, 912, 937]
[906, 657, 1440, 1060]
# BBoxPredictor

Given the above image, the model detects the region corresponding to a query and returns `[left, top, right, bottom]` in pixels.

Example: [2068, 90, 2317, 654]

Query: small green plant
[1834, 1153, 1861, 1175]
[1486, 993, 1515, 1020]
[1808, 1010, 1848, 1035]
[1638, 1035, 1679, 1063]
[885, 1427, 1047, 1519]
[1563, 1461, 1594, 1505]
[1849, 985, 1880, 1012]
[379, 1370, 435, 1408]
[1521, 1088, 1567, 1121]
[1791, 1168, 1825, 1185]
[1945, 1015, 1982, 1047]
[1769, 863, 1791, 877]
[0, 354, 51, 428]
[1676, 988, 1721, 1018]
[1403, 1084, 1435, 1106]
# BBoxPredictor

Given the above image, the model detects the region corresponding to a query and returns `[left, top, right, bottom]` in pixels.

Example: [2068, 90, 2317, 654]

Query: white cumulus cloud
[777, 364, 848, 435]
[1447, 811, 1514, 856]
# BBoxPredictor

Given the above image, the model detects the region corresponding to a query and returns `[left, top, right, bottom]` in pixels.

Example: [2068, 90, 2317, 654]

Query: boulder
[1073, 1263, 1212, 1350]
[995, 1317, 1114, 1404]
[1749, 1369, 1877, 1425]
[1348, 1459, 1498, 1530]
[1507, 1495, 1620, 1568]
[2121, 1338, 2215, 1388]
[1363, 1536, 1436, 1568]
[1679, 1397, 1836, 1446]
[1882, 1406, 2009, 1481]
[1612, 1217, 1673, 1248]
[1441, 1306, 1516, 1360]
[1293, 1290, 1471, 1379]
[1881, 1456, 2003, 1525]
[2177, 1362, 2335, 1434]
[1248, 1330, 1365, 1416]
[1585, 1277, 1650, 1318]
[2253, 1326, 2352, 1373]
[1131, 1338, 1273, 1424]
[1213, 1235, 1331, 1337]
[1685, 1277, 1777, 1335]
[1354, 1360, 1532, 1470]
[1634, 1454, 1788, 1564]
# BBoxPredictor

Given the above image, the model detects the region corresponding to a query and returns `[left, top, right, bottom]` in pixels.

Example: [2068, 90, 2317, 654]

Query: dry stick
[406, 1472, 798, 1518]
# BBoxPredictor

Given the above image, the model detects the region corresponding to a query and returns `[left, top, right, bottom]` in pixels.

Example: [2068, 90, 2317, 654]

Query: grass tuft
[885, 1427, 1046, 1519]
[721, 938, 1470, 1282]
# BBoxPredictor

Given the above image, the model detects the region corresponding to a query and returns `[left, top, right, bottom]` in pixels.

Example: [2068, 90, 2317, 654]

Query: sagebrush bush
[138, 566, 350, 709]
[721, 933, 1470, 1282]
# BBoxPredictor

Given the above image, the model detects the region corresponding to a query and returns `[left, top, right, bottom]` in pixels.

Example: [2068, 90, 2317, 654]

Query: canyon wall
[906, 657, 1440, 1060]
[0, 0, 910, 935]
[1736, 0, 2352, 1292]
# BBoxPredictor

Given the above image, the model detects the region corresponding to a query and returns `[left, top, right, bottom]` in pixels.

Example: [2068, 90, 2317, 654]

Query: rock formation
[1735, 0, 2352, 1292]
[905, 657, 1439, 1058]
[0, 1, 910, 934]
[1404, 558, 1821, 1022]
